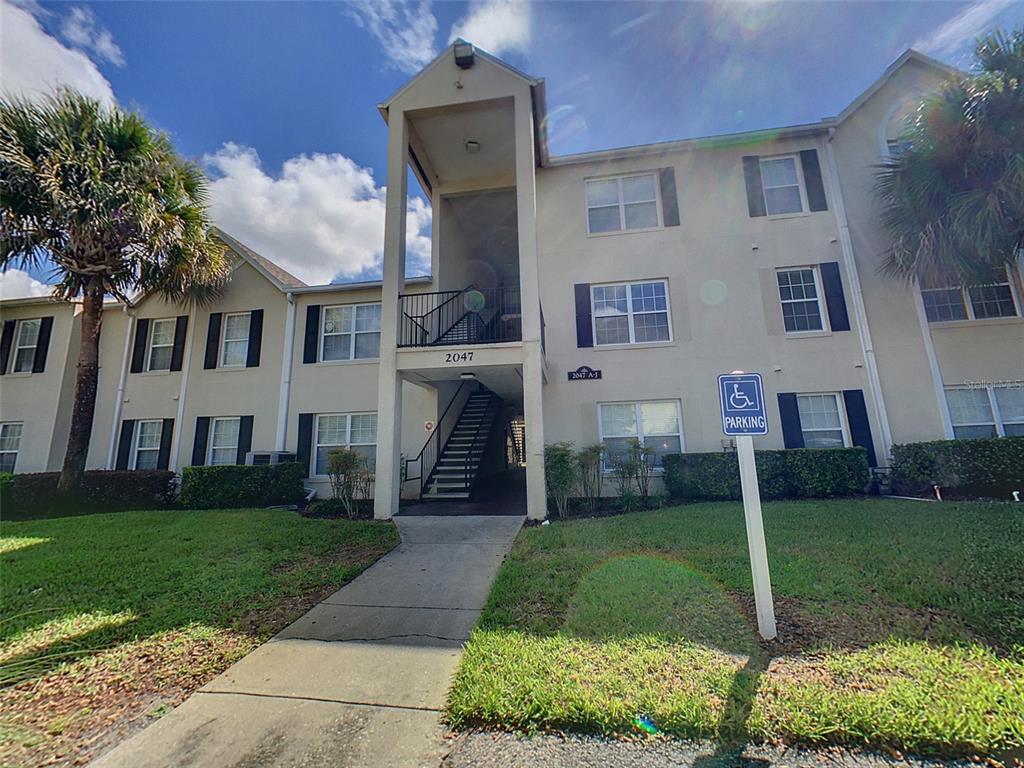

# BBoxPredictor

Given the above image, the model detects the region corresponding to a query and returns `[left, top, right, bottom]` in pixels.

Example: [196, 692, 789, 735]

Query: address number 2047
[444, 351, 474, 364]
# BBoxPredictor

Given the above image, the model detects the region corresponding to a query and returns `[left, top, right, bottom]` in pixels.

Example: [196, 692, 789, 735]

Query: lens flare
[700, 279, 728, 306]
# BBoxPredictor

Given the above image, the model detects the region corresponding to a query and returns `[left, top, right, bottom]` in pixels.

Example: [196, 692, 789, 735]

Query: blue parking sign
[718, 373, 768, 436]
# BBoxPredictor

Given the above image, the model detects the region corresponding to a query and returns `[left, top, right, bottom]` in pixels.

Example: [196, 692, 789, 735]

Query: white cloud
[0, 0, 115, 105]
[0, 269, 52, 300]
[204, 143, 432, 285]
[449, 0, 531, 57]
[349, 0, 438, 74]
[913, 0, 1015, 57]
[60, 6, 125, 67]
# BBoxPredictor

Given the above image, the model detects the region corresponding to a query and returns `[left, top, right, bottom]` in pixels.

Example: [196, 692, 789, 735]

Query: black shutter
[658, 167, 680, 227]
[843, 390, 877, 467]
[742, 156, 767, 217]
[820, 262, 851, 332]
[157, 419, 174, 470]
[777, 393, 805, 449]
[130, 318, 149, 373]
[296, 413, 314, 476]
[31, 316, 53, 373]
[0, 320, 16, 375]
[116, 419, 136, 470]
[236, 415, 254, 465]
[246, 309, 263, 368]
[192, 416, 210, 466]
[170, 315, 188, 372]
[204, 313, 222, 369]
[799, 149, 828, 212]
[573, 284, 593, 348]
[303, 305, 321, 364]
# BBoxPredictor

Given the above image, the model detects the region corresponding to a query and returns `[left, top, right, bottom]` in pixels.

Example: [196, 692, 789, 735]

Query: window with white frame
[759, 156, 805, 216]
[208, 417, 240, 465]
[796, 393, 849, 448]
[592, 280, 671, 346]
[921, 268, 1020, 322]
[886, 138, 913, 159]
[585, 173, 661, 234]
[321, 304, 381, 362]
[598, 400, 682, 469]
[220, 313, 251, 367]
[132, 420, 163, 470]
[777, 268, 826, 333]
[0, 423, 22, 472]
[147, 318, 176, 371]
[946, 385, 1024, 438]
[314, 413, 378, 476]
[10, 319, 41, 373]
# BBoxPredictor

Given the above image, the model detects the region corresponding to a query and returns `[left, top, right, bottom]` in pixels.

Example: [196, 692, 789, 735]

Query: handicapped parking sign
[718, 373, 768, 436]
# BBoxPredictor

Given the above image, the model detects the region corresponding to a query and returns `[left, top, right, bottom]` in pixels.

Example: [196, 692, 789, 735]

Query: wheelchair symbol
[728, 383, 757, 410]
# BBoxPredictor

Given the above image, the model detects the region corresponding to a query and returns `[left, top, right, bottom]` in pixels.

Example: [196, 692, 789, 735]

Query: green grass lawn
[0, 509, 398, 768]
[447, 499, 1024, 759]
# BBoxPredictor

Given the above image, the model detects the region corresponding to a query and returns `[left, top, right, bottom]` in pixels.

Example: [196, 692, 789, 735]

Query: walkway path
[91, 515, 523, 768]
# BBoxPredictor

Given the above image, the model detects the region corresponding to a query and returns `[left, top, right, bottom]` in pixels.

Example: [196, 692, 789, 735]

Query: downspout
[106, 305, 136, 468]
[276, 292, 296, 451]
[824, 128, 895, 462]
[912, 290, 954, 438]
[169, 306, 196, 471]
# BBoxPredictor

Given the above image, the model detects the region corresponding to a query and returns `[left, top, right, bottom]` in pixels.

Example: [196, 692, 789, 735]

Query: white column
[275, 292, 296, 451]
[373, 110, 409, 520]
[106, 307, 135, 468]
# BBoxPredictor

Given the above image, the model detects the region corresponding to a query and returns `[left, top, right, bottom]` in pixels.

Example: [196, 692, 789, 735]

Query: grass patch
[447, 499, 1024, 758]
[0, 508, 398, 768]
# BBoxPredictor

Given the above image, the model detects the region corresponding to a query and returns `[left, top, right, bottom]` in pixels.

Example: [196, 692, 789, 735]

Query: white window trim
[146, 318, 177, 372]
[219, 312, 251, 368]
[131, 419, 163, 470]
[313, 412, 378, 479]
[9, 318, 40, 374]
[596, 399, 684, 472]
[776, 266, 830, 335]
[591, 279, 673, 347]
[921, 266, 1022, 324]
[584, 172, 663, 236]
[319, 303, 382, 363]
[207, 416, 241, 466]
[0, 422, 23, 472]
[759, 154, 809, 218]
[796, 392, 852, 448]
[945, 385, 1022, 437]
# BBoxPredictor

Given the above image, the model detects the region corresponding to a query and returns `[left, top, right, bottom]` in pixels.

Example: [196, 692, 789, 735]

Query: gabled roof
[212, 227, 307, 290]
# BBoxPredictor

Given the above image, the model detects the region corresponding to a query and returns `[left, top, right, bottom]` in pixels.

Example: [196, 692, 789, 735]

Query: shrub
[575, 444, 604, 515]
[180, 462, 306, 509]
[325, 448, 373, 518]
[544, 442, 577, 519]
[662, 448, 870, 502]
[306, 497, 373, 519]
[4, 470, 177, 520]
[0, 472, 12, 513]
[891, 437, 1024, 499]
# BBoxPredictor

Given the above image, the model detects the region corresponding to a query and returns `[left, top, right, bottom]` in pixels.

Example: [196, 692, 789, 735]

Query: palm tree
[876, 28, 1024, 286]
[0, 90, 229, 492]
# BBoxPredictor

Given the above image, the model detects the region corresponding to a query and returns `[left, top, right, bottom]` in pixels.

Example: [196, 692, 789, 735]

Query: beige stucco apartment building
[2, 44, 1022, 520]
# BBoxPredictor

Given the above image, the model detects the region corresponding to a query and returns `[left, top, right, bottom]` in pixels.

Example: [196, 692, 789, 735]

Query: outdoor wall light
[454, 41, 475, 69]
[460, 372, 477, 380]
[464, 140, 480, 154]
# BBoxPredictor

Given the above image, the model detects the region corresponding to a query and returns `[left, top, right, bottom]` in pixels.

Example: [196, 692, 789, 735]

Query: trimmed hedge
[2, 470, 177, 520]
[180, 462, 306, 509]
[663, 447, 870, 501]
[891, 437, 1023, 499]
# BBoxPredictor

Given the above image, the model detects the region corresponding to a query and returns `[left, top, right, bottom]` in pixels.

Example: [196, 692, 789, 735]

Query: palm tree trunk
[57, 278, 105, 493]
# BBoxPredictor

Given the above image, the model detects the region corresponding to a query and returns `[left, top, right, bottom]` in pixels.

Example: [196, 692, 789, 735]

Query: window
[147, 318, 176, 371]
[321, 303, 381, 361]
[585, 173, 661, 234]
[10, 319, 40, 373]
[777, 268, 826, 333]
[132, 420, 163, 470]
[886, 138, 913, 159]
[598, 400, 682, 469]
[759, 156, 804, 216]
[946, 385, 1024, 438]
[921, 269, 1020, 322]
[208, 417, 240, 465]
[796, 394, 849, 448]
[592, 280, 671, 346]
[0, 423, 22, 472]
[314, 413, 377, 476]
[220, 313, 251, 367]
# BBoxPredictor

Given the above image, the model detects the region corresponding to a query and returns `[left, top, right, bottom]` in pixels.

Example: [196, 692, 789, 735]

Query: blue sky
[2, 0, 1022, 294]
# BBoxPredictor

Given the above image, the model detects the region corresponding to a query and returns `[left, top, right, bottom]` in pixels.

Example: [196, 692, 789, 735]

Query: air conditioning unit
[245, 451, 297, 466]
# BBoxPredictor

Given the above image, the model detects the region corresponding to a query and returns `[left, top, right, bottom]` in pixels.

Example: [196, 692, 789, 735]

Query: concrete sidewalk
[90, 515, 523, 768]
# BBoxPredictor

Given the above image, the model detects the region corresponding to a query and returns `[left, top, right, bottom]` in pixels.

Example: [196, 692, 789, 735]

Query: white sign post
[718, 372, 777, 640]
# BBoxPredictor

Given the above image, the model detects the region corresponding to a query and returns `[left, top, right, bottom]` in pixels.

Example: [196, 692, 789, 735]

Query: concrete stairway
[423, 391, 500, 500]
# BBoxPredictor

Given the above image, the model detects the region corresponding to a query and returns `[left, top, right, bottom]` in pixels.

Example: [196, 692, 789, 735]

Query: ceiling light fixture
[464, 140, 480, 154]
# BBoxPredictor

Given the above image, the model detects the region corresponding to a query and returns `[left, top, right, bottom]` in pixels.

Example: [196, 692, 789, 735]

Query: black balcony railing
[398, 285, 522, 347]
